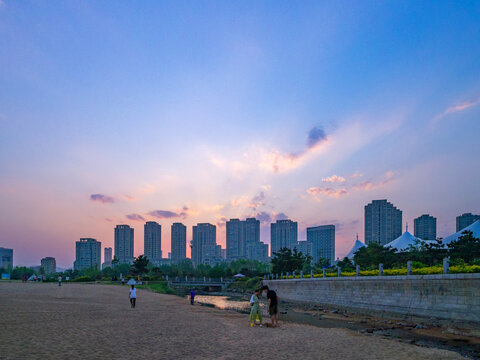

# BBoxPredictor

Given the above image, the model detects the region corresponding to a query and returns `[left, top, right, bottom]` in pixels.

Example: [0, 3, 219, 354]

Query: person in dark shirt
[261, 285, 279, 327]
[190, 290, 195, 305]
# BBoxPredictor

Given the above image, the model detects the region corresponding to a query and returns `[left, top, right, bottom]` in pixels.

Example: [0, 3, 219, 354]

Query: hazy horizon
[1, 1, 480, 268]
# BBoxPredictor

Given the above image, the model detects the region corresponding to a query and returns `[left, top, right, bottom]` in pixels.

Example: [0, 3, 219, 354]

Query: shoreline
[194, 292, 480, 360]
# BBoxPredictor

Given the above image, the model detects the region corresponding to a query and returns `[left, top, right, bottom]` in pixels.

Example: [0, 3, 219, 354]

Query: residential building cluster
[3, 205, 475, 272]
[65, 203, 479, 270]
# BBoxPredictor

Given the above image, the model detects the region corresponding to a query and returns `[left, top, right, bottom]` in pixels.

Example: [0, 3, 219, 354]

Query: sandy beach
[0, 282, 466, 360]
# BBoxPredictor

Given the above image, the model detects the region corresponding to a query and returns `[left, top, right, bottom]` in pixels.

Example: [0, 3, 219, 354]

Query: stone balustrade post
[300, 271, 303, 279]
[281, 272, 283, 280]
[185, 276, 188, 281]
[166, 275, 168, 281]
[356, 265, 360, 277]
[379, 264, 383, 276]
[322, 268, 326, 279]
[407, 261, 412, 276]
[337, 267, 342, 277]
[443, 258, 449, 274]
[203, 276, 206, 282]
[310, 269, 314, 279]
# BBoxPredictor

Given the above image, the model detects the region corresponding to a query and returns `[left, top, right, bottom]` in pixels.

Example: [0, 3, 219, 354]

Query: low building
[41, 257, 56, 274]
[246, 242, 269, 263]
[294, 241, 313, 257]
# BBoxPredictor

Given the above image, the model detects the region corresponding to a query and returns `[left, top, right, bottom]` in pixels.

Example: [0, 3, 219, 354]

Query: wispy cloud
[352, 171, 395, 191]
[148, 209, 186, 219]
[307, 187, 348, 199]
[126, 213, 145, 221]
[90, 194, 114, 204]
[322, 175, 346, 183]
[307, 171, 395, 201]
[432, 97, 480, 124]
[260, 125, 330, 173]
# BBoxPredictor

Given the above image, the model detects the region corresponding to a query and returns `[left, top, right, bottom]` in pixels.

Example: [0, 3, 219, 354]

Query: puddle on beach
[192, 294, 480, 360]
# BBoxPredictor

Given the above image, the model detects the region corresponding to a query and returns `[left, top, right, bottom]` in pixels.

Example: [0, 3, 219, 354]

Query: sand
[0, 282, 466, 360]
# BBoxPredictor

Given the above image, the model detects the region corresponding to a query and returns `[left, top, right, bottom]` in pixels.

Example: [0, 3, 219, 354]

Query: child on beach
[129, 285, 136, 308]
[249, 289, 262, 327]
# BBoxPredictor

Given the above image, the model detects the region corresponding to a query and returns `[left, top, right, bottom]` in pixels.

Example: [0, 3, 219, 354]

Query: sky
[1, 1, 479, 268]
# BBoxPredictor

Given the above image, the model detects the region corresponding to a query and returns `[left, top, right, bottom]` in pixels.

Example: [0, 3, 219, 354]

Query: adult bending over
[261, 285, 279, 327]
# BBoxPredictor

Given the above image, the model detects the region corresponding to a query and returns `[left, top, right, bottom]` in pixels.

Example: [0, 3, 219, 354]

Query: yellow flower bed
[275, 265, 480, 279]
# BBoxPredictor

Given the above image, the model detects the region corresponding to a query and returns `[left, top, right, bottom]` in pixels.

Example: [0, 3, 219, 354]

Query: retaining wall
[263, 273, 480, 324]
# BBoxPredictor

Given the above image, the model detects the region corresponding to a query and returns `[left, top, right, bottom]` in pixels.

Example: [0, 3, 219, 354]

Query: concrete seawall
[263, 273, 480, 324]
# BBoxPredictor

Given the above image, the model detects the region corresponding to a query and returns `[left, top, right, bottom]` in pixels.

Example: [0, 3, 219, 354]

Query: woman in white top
[129, 285, 137, 308]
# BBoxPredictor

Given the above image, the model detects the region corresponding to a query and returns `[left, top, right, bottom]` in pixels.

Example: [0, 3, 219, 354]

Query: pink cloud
[322, 175, 346, 183]
[307, 187, 348, 200]
[307, 171, 395, 201]
[432, 97, 480, 124]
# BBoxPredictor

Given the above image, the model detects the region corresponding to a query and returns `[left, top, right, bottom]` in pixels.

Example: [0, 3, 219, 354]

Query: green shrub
[72, 276, 93, 282]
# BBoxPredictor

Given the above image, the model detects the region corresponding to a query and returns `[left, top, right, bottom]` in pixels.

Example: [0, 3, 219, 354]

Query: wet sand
[0, 282, 467, 360]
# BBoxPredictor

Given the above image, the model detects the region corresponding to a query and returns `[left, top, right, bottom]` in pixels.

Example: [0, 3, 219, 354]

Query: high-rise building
[0, 247, 13, 270]
[246, 242, 269, 262]
[226, 218, 261, 261]
[74, 238, 101, 270]
[102, 247, 113, 269]
[144, 221, 162, 264]
[364, 199, 402, 245]
[226, 219, 244, 261]
[41, 257, 56, 274]
[270, 219, 298, 255]
[114, 225, 134, 264]
[171, 223, 187, 262]
[104, 247, 112, 263]
[294, 241, 313, 257]
[456, 213, 480, 232]
[191, 223, 218, 266]
[414, 214, 437, 240]
[306, 225, 335, 264]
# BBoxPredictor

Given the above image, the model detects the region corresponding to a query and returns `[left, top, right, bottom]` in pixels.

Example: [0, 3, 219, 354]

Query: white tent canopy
[442, 220, 480, 245]
[385, 231, 423, 252]
[127, 279, 136, 285]
[346, 239, 366, 259]
[233, 273, 246, 278]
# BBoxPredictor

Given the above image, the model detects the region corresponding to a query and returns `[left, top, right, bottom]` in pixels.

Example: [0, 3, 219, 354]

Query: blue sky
[1, 1, 479, 267]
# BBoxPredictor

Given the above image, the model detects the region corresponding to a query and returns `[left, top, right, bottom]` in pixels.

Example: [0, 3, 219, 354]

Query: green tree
[314, 257, 331, 270]
[336, 257, 355, 271]
[131, 255, 150, 277]
[111, 256, 119, 268]
[271, 247, 311, 273]
[353, 243, 398, 269]
[447, 231, 480, 264]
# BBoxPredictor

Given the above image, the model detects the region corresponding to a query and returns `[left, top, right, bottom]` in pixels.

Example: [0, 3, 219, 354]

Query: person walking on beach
[261, 285, 279, 327]
[190, 290, 195, 305]
[129, 285, 136, 308]
[249, 289, 262, 327]
[58, 275, 62, 287]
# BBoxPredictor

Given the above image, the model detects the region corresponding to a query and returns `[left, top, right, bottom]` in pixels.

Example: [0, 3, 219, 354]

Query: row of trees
[4, 231, 478, 280]
[269, 231, 480, 274]
[57, 257, 272, 281]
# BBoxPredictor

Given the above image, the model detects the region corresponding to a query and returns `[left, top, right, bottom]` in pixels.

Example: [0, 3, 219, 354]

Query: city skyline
[1, 2, 480, 268]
